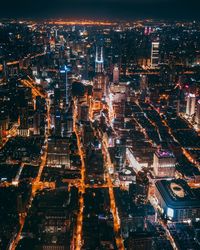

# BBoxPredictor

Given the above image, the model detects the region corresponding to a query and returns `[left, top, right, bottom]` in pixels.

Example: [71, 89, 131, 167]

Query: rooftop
[155, 179, 200, 209]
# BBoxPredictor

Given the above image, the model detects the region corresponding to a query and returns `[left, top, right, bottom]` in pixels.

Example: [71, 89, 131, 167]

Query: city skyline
[0, 9, 200, 250]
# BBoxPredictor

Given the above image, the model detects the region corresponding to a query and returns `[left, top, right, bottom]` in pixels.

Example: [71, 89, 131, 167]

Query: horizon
[0, 0, 200, 20]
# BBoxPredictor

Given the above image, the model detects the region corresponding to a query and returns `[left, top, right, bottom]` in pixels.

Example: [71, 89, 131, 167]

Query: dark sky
[0, 0, 200, 20]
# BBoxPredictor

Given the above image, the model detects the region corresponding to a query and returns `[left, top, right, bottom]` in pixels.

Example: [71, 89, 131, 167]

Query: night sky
[1, 0, 200, 20]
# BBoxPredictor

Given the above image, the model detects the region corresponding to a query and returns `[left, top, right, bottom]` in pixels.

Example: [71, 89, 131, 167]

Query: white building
[186, 93, 196, 116]
[151, 42, 160, 69]
[153, 150, 176, 178]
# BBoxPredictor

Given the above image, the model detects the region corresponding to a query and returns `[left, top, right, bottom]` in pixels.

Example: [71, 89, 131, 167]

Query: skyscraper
[95, 46, 104, 73]
[140, 75, 148, 90]
[186, 93, 196, 116]
[153, 149, 176, 178]
[196, 99, 200, 128]
[59, 65, 71, 111]
[151, 42, 159, 69]
[113, 65, 119, 83]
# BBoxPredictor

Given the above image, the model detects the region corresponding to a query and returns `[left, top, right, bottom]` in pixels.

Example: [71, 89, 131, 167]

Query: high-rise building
[113, 65, 119, 83]
[59, 65, 71, 111]
[33, 112, 40, 135]
[153, 149, 176, 178]
[93, 74, 108, 100]
[151, 42, 159, 69]
[140, 75, 148, 90]
[54, 109, 62, 137]
[18, 107, 29, 137]
[95, 46, 104, 73]
[17, 194, 25, 213]
[78, 104, 89, 122]
[196, 100, 200, 128]
[186, 93, 196, 116]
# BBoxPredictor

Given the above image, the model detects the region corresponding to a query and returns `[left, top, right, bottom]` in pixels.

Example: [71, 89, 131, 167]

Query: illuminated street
[73, 98, 86, 250]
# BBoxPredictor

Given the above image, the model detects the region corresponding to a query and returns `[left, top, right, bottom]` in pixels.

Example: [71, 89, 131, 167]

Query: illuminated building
[50, 37, 56, 51]
[144, 26, 153, 36]
[186, 93, 196, 116]
[47, 138, 70, 167]
[151, 42, 160, 69]
[32, 66, 38, 77]
[33, 112, 40, 135]
[153, 150, 176, 178]
[113, 65, 119, 83]
[0, 114, 9, 145]
[196, 100, 200, 127]
[66, 108, 73, 134]
[95, 46, 104, 73]
[93, 74, 108, 101]
[126, 148, 143, 173]
[59, 65, 71, 111]
[78, 104, 89, 122]
[140, 75, 148, 90]
[155, 179, 200, 221]
[54, 110, 62, 137]
[18, 107, 29, 137]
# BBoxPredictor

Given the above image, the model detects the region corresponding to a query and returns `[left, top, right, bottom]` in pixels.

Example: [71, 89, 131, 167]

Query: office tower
[33, 112, 40, 135]
[95, 46, 104, 73]
[18, 107, 29, 137]
[144, 26, 153, 36]
[3, 61, 7, 80]
[113, 65, 119, 83]
[140, 75, 148, 90]
[153, 150, 176, 178]
[50, 37, 55, 52]
[93, 74, 107, 101]
[151, 42, 160, 69]
[17, 194, 24, 213]
[55, 29, 58, 39]
[54, 109, 62, 137]
[196, 100, 200, 128]
[59, 65, 71, 111]
[78, 104, 89, 122]
[186, 93, 196, 116]
[66, 108, 73, 133]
